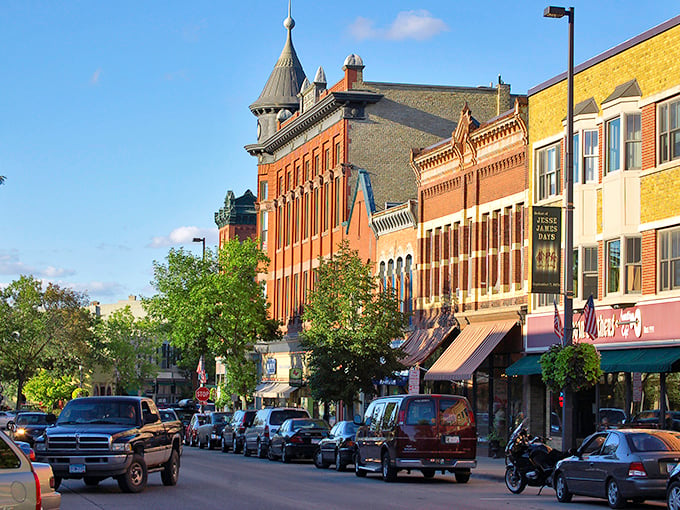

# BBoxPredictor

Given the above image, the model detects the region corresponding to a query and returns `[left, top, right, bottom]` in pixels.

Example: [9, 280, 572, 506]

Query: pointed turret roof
[250, 3, 306, 114]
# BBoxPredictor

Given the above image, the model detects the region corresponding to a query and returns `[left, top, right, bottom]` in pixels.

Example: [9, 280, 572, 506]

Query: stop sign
[195, 387, 210, 402]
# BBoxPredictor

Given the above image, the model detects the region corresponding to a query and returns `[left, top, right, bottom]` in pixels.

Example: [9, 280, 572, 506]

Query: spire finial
[284, 0, 295, 31]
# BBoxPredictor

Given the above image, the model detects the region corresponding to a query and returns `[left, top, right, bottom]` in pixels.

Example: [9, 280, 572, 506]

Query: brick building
[513, 15, 680, 440]
[406, 98, 529, 440]
[214, 189, 257, 245]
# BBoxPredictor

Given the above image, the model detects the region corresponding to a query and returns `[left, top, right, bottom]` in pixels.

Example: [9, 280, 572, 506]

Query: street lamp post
[192, 237, 206, 260]
[544, 5, 575, 451]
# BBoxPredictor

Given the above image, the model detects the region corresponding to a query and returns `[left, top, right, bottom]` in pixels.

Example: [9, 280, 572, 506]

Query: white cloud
[148, 226, 217, 249]
[90, 68, 102, 85]
[0, 251, 74, 278]
[348, 10, 449, 41]
[67, 280, 125, 297]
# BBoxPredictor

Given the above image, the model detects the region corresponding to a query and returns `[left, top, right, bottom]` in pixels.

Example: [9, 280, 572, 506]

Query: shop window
[659, 227, 680, 291]
[582, 246, 598, 299]
[659, 97, 680, 164]
[537, 142, 560, 200]
[625, 237, 641, 294]
[607, 239, 621, 294]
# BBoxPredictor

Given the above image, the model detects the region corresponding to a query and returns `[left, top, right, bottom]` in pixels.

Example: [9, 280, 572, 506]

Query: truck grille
[48, 434, 110, 450]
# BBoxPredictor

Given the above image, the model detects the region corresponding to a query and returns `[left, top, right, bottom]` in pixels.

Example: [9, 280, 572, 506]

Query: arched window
[379, 262, 386, 291]
[396, 257, 404, 311]
[387, 260, 395, 290]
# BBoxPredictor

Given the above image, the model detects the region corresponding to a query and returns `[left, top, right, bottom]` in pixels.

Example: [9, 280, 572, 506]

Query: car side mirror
[353, 414, 363, 426]
[6, 422, 15, 432]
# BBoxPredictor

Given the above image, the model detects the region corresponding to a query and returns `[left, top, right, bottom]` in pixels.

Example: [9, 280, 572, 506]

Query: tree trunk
[15, 374, 24, 411]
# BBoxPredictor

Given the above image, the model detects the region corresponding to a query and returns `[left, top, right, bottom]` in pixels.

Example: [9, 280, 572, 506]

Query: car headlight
[111, 442, 132, 452]
[16, 428, 25, 436]
[34, 442, 46, 452]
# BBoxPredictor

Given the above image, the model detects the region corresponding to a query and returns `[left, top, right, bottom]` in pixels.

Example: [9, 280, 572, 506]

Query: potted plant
[540, 342, 602, 393]
[487, 428, 506, 458]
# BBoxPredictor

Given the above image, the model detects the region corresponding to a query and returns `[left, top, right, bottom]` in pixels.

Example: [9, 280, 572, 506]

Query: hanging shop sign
[530, 206, 562, 294]
[265, 358, 277, 375]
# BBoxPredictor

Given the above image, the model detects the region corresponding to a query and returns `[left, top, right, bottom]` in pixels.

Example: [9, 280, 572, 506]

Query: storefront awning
[505, 354, 542, 376]
[254, 382, 297, 399]
[398, 325, 457, 367]
[599, 347, 680, 373]
[424, 319, 519, 381]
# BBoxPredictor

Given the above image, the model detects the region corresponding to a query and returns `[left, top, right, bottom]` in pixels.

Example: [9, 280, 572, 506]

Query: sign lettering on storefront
[530, 206, 562, 294]
[265, 358, 277, 375]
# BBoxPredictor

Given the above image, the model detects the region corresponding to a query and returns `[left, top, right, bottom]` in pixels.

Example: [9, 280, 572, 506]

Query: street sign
[195, 387, 210, 402]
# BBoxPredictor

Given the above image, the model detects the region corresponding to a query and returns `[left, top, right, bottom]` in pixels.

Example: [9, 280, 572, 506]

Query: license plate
[69, 463, 86, 474]
[445, 435, 460, 444]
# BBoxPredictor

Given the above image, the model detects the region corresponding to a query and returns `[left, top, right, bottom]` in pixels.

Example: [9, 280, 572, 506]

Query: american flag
[196, 354, 207, 384]
[583, 294, 598, 339]
[553, 300, 563, 341]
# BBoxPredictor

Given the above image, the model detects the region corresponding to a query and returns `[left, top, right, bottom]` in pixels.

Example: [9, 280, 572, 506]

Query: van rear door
[400, 397, 439, 460]
[438, 397, 476, 460]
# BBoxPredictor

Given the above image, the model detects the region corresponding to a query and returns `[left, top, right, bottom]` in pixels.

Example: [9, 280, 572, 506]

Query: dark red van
[354, 394, 476, 482]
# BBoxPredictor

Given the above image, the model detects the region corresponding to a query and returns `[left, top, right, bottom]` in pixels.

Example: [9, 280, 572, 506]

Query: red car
[185, 413, 207, 447]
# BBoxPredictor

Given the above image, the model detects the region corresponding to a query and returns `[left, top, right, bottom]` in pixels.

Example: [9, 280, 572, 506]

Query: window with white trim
[606, 113, 641, 174]
[582, 246, 598, 300]
[659, 97, 680, 164]
[625, 114, 641, 170]
[659, 227, 680, 291]
[583, 130, 598, 183]
[537, 142, 561, 200]
[606, 118, 621, 174]
[606, 239, 621, 294]
[625, 237, 641, 294]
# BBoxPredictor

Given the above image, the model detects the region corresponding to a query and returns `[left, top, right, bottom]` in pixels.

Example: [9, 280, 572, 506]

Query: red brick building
[214, 190, 257, 246]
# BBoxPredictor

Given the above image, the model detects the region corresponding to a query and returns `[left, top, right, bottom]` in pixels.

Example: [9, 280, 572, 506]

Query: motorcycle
[504, 417, 566, 495]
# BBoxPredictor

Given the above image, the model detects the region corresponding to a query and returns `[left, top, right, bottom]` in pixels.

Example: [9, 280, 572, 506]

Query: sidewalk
[474, 454, 506, 482]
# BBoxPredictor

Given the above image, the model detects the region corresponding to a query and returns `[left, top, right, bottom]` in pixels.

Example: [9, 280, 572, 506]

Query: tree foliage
[301, 241, 408, 406]
[95, 306, 162, 394]
[23, 369, 78, 411]
[0, 276, 97, 409]
[146, 238, 280, 397]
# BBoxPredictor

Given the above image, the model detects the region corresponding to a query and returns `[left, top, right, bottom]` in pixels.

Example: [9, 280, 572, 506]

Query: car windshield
[212, 413, 231, 424]
[16, 414, 49, 425]
[58, 401, 139, 425]
[160, 410, 177, 422]
[290, 419, 328, 431]
[270, 410, 309, 425]
[628, 431, 680, 452]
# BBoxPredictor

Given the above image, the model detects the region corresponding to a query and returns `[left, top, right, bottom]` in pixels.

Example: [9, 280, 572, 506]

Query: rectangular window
[304, 161, 310, 182]
[334, 176, 341, 227]
[277, 206, 283, 249]
[335, 143, 341, 166]
[285, 201, 291, 246]
[583, 246, 598, 299]
[314, 155, 320, 177]
[259, 180, 268, 200]
[325, 148, 331, 171]
[625, 237, 641, 293]
[584, 130, 598, 183]
[495, 211, 501, 291]
[659, 98, 680, 164]
[294, 197, 299, 243]
[482, 214, 490, 294]
[607, 239, 621, 294]
[313, 188, 319, 235]
[537, 293, 558, 307]
[323, 182, 330, 232]
[625, 113, 641, 170]
[260, 210, 268, 250]
[573, 133, 580, 184]
[278, 175, 284, 195]
[606, 118, 621, 174]
[303, 192, 309, 239]
[659, 227, 680, 291]
[537, 143, 560, 200]
[286, 171, 291, 191]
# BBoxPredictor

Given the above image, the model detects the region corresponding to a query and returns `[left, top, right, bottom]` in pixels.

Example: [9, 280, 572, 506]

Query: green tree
[23, 369, 78, 411]
[301, 241, 408, 407]
[0, 276, 97, 409]
[95, 306, 162, 394]
[146, 238, 280, 398]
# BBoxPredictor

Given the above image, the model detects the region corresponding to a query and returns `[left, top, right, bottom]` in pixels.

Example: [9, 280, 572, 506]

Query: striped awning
[398, 325, 457, 367]
[424, 320, 519, 381]
[254, 382, 297, 399]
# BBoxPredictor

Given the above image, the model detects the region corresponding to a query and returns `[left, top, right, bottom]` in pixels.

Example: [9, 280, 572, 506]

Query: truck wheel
[243, 439, 250, 457]
[455, 471, 470, 484]
[198, 436, 206, 449]
[381, 452, 397, 482]
[232, 437, 240, 454]
[83, 477, 102, 486]
[221, 437, 229, 453]
[117, 453, 148, 493]
[161, 449, 180, 486]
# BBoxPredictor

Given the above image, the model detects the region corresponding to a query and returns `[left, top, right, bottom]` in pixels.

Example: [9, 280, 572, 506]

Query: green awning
[505, 355, 542, 376]
[599, 347, 680, 373]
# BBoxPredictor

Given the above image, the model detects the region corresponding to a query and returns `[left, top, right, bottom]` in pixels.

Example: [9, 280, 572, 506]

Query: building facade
[517, 14, 680, 441]
[214, 189, 257, 246]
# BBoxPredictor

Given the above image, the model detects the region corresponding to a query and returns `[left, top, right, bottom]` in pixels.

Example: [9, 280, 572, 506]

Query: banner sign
[531, 206, 562, 294]
[408, 366, 420, 394]
[265, 358, 277, 375]
[289, 367, 303, 387]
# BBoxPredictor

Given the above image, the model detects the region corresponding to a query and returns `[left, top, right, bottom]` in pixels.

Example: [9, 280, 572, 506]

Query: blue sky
[1, 1, 677, 303]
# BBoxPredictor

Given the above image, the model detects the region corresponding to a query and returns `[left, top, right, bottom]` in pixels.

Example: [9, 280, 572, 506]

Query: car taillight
[32, 468, 41, 510]
[345, 440, 355, 447]
[264, 425, 269, 439]
[398, 410, 405, 425]
[29, 448, 35, 461]
[628, 462, 647, 477]
[49, 475, 55, 489]
[290, 435, 303, 444]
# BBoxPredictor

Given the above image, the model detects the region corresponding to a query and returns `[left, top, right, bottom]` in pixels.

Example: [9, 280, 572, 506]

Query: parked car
[314, 420, 359, 471]
[14, 440, 36, 461]
[354, 394, 477, 483]
[267, 418, 329, 463]
[159, 409, 184, 453]
[597, 408, 627, 430]
[196, 411, 233, 450]
[554, 428, 680, 508]
[0, 411, 16, 429]
[221, 410, 256, 453]
[0, 429, 41, 509]
[32, 461, 61, 510]
[628, 410, 680, 430]
[13, 412, 57, 447]
[243, 407, 311, 458]
[185, 413, 208, 447]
